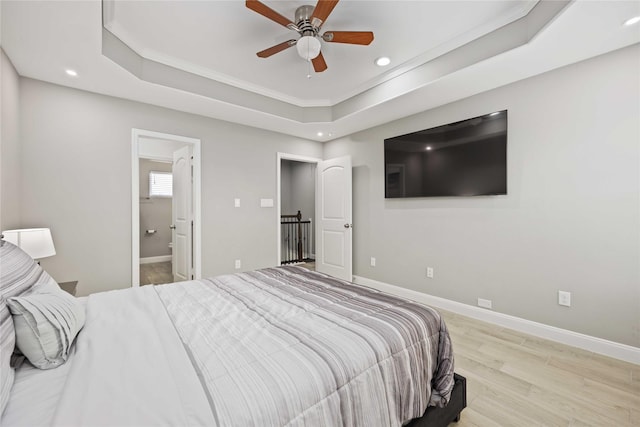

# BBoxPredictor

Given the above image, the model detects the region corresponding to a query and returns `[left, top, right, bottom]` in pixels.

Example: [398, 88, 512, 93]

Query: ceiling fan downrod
[295, 5, 318, 37]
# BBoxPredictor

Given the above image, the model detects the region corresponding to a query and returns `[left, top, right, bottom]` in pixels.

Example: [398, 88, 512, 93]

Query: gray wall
[18, 78, 323, 296]
[324, 45, 640, 348]
[281, 160, 316, 229]
[139, 159, 172, 259]
[0, 48, 21, 231]
[290, 162, 316, 233]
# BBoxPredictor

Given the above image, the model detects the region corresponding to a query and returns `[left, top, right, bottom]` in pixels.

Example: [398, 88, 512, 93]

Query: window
[149, 171, 172, 197]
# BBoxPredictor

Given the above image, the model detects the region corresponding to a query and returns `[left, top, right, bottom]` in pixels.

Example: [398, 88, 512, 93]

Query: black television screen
[384, 110, 507, 198]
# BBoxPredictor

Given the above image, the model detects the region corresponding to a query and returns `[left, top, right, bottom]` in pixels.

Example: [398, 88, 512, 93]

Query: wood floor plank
[499, 361, 633, 424]
[455, 406, 502, 427]
[472, 388, 569, 426]
[631, 407, 640, 425]
[548, 355, 638, 395]
[455, 354, 532, 397]
[527, 384, 632, 427]
[581, 377, 640, 412]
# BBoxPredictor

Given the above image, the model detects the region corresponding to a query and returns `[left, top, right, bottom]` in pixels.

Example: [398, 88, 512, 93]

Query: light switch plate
[260, 198, 274, 208]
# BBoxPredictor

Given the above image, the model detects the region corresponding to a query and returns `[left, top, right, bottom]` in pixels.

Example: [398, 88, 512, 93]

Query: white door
[315, 156, 352, 281]
[172, 145, 192, 282]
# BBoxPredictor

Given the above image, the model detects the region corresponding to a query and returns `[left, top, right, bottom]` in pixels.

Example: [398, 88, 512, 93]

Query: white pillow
[7, 290, 85, 369]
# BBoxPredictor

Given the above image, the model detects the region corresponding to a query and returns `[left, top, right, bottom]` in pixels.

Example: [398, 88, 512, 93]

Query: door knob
[169, 225, 176, 230]
[344, 223, 353, 229]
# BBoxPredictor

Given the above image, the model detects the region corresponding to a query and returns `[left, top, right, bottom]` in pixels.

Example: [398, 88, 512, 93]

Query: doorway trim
[276, 152, 322, 267]
[131, 128, 202, 287]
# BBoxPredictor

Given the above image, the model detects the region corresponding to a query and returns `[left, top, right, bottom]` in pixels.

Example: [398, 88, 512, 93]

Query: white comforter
[52, 286, 216, 426]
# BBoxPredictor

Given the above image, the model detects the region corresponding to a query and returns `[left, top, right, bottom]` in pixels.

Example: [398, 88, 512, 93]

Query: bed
[0, 240, 465, 426]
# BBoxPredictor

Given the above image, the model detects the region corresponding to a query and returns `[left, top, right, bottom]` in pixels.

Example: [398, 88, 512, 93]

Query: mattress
[2, 266, 454, 426]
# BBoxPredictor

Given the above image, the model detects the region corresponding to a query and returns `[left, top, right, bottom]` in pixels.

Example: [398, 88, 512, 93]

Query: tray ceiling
[2, 1, 639, 141]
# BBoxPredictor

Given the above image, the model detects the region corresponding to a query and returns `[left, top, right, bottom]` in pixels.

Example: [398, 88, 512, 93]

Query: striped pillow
[0, 241, 57, 413]
[7, 289, 85, 370]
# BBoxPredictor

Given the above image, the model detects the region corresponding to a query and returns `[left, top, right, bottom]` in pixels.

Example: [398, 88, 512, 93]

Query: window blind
[149, 171, 173, 197]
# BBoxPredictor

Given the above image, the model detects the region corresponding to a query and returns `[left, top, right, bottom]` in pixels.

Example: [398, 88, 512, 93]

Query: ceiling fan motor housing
[295, 5, 318, 36]
[295, 5, 321, 60]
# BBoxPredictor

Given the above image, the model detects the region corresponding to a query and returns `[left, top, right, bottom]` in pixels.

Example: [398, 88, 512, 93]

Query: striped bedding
[2, 264, 454, 426]
[156, 266, 455, 426]
[0, 242, 62, 414]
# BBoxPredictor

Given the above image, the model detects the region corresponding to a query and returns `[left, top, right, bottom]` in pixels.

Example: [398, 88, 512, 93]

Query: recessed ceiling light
[317, 132, 323, 137]
[375, 57, 391, 67]
[65, 69, 78, 77]
[426, 146, 432, 151]
[623, 16, 640, 26]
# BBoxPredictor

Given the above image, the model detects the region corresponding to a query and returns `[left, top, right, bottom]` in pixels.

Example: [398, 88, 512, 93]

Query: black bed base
[407, 373, 467, 427]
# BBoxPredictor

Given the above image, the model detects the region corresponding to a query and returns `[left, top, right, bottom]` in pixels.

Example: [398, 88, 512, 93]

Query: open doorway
[276, 153, 320, 271]
[131, 129, 202, 287]
[139, 158, 173, 285]
[277, 153, 353, 280]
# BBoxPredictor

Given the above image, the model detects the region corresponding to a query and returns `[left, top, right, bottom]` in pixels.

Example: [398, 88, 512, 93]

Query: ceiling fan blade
[312, 52, 328, 72]
[322, 31, 374, 45]
[257, 40, 297, 58]
[310, 0, 340, 28]
[246, 0, 295, 29]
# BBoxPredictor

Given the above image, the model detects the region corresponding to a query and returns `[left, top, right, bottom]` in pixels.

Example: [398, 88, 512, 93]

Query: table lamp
[1, 228, 56, 260]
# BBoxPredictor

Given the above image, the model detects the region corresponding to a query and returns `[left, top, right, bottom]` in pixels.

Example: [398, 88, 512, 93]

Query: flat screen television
[384, 110, 507, 198]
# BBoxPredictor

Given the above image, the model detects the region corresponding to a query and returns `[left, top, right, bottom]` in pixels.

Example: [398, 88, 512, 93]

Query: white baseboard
[140, 255, 172, 264]
[353, 275, 640, 365]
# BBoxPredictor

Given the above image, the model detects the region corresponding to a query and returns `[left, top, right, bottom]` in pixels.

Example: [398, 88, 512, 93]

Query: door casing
[131, 128, 202, 287]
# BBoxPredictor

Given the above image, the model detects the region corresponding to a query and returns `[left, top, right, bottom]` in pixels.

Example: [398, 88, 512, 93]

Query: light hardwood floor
[300, 261, 316, 271]
[439, 310, 639, 426]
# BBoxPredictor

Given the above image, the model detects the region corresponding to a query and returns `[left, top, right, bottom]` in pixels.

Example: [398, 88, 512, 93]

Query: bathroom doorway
[131, 129, 202, 287]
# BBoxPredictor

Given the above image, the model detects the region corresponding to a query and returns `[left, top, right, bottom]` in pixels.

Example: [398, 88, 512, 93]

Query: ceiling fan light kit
[297, 35, 321, 60]
[246, 0, 374, 73]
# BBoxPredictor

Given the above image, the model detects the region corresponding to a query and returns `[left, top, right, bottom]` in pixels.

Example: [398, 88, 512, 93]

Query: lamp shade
[2, 228, 56, 259]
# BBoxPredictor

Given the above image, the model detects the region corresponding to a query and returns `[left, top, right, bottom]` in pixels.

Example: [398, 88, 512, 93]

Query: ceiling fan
[246, 0, 374, 73]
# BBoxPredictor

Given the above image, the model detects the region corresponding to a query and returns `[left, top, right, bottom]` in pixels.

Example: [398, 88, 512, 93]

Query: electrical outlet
[234, 198, 240, 208]
[426, 267, 434, 278]
[235, 259, 241, 269]
[477, 298, 492, 309]
[370, 257, 376, 267]
[558, 290, 571, 307]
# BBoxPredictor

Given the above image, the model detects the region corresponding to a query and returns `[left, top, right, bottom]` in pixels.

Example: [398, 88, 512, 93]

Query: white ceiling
[105, 0, 535, 106]
[1, 1, 639, 141]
